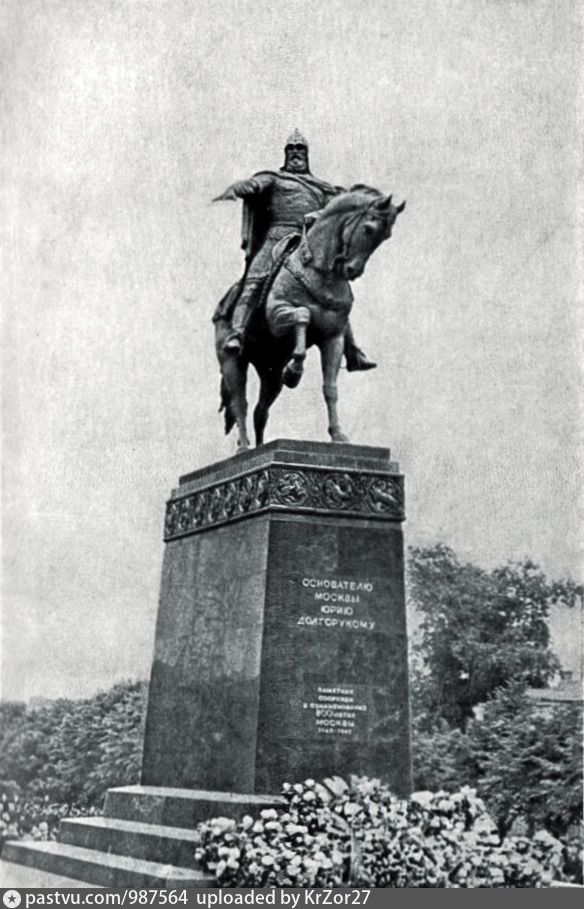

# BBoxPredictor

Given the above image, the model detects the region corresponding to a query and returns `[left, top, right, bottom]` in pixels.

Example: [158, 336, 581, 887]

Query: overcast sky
[2, 0, 582, 701]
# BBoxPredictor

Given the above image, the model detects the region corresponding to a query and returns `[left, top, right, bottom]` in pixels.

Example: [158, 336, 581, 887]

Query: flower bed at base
[1, 786, 101, 851]
[194, 777, 565, 888]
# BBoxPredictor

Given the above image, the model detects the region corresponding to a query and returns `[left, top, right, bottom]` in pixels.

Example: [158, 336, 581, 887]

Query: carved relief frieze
[164, 465, 404, 540]
[321, 473, 357, 509]
[273, 469, 310, 506]
[367, 476, 403, 515]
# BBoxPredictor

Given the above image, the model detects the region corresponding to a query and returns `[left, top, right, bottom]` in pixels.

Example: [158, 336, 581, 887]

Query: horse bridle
[332, 201, 389, 275]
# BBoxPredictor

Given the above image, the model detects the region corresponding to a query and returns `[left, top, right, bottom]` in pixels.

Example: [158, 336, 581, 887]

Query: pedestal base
[142, 440, 412, 797]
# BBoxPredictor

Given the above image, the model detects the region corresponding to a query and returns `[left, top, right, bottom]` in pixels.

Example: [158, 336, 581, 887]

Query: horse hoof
[331, 433, 350, 443]
[282, 360, 304, 389]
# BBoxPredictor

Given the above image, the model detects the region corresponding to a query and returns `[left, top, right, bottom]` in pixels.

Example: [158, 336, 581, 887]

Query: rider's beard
[283, 150, 309, 174]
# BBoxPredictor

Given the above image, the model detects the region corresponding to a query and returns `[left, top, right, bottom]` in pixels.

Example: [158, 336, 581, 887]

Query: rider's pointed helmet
[285, 128, 309, 150]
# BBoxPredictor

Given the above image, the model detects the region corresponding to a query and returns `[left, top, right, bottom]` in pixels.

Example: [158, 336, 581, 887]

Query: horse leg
[282, 306, 310, 389]
[221, 354, 250, 450]
[253, 369, 283, 446]
[320, 334, 349, 443]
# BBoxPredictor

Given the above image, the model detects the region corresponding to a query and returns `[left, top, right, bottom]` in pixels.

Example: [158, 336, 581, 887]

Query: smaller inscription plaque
[301, 683, 373, 739]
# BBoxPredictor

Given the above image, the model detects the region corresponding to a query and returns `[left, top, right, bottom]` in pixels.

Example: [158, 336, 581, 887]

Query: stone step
[1, 858, 105, 888]
[60, 816, 202, 869]
[105, 785, 285, 829]
[1, 841, 213, 888]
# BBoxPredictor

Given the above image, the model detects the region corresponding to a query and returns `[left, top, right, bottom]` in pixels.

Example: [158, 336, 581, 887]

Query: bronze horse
[215, 186, 405, 450]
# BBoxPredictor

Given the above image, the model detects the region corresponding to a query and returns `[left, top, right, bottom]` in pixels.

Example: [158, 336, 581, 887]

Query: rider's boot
[223, 281, 261, 354]
[344, 320, 377, 371]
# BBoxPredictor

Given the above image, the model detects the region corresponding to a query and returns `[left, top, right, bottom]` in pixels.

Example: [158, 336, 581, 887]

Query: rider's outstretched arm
[213, 174, 274, 202]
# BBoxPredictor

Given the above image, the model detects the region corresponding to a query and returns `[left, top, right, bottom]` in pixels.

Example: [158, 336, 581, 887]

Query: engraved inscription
[296, 576, 377, 632]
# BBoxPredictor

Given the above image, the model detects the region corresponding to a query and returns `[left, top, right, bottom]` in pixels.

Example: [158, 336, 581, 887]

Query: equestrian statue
[213, 130, 405, 450]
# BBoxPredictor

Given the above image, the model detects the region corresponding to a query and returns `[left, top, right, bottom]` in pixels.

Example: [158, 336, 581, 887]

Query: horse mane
[349, 183, 384, 195]
[320, 185, 385, 219]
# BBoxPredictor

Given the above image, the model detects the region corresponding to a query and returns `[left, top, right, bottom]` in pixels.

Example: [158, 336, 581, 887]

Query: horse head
[303, 186, 405, 280]
[337, 188, 406, 280]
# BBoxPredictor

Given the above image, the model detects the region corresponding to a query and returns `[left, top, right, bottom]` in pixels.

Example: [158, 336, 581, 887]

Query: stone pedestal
[141, 439, 412, 797]
[1, 440, 412, 887]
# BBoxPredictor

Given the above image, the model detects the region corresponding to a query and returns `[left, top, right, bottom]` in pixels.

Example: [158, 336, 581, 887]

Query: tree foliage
[408, 546, 583, 880]
[408, 544, 580, 728]
[411, 718, 476, 794]
[468, 686, 583, 841]
[0, 680, 147, 809]
[413, 686, 582, 844]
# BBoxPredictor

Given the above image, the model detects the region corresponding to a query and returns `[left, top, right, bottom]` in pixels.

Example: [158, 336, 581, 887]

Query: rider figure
[214, 130, 376, 372]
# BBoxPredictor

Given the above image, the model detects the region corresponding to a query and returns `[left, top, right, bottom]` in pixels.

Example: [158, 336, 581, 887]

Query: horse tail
[219, 376, 236, 436]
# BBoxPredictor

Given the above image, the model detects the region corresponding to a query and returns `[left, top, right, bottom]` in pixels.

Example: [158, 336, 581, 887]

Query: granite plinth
[142, 440, 412, 797]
